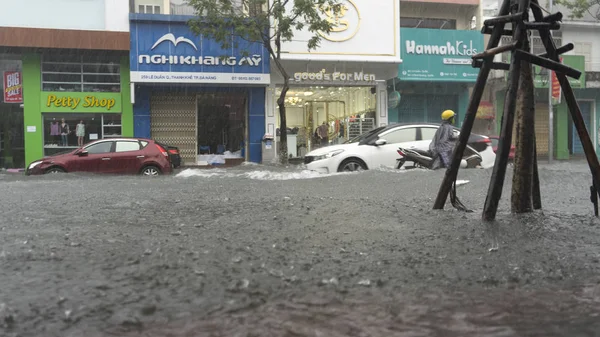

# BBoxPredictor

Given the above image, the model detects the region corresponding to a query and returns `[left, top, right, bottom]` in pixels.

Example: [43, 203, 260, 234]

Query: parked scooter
[395, 145, 483, 170]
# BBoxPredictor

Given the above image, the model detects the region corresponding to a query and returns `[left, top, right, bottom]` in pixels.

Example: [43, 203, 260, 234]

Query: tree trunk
[277, 80, 289, 164]
[266, 38, 290, 165]
[511, 35, 536, 213]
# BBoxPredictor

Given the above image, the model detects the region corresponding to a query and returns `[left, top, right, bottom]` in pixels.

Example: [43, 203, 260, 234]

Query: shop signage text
[405, 40, 478, 57]
[129, 20, 270, 84]
[3, 71, 23, 103]
[138, 50, 263, 67]
[294, 71, 375, 82]
[46, 94, 116, 110]
[399, 28, 484, 82]
[41, 93, 121, 112]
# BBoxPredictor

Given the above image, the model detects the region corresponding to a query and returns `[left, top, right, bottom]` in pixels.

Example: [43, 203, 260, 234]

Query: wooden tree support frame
[432, 0, 600, 220]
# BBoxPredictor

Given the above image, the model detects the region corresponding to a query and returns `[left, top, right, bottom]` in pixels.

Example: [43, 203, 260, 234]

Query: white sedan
[304, 123, 496, 173]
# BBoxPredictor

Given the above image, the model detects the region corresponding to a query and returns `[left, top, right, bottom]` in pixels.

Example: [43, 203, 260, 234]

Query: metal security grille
[397, 95, 425, 123]
[150, 93, 197, 164]
[535, 103, 550, 156]
[426, 95, 459, 123]
[347, 118, 375, 139]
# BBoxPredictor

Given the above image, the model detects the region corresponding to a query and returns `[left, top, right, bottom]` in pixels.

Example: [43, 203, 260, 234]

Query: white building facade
[267, 0, 401, 160]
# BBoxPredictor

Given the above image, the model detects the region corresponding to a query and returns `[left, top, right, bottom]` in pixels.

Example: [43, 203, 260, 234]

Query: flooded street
[1, 162, 599, 337]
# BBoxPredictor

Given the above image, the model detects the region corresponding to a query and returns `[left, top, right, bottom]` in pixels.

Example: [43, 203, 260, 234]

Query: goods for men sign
[3, 71, 23, 103]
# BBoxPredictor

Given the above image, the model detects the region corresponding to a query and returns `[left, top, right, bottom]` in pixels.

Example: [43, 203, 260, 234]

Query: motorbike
[395, 145, 483, 170]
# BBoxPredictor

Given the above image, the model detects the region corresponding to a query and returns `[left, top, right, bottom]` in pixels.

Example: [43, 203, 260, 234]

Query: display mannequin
[76, 120, 85, 146]
[60, 118, 69, 146]
[50, 121, 60, 144]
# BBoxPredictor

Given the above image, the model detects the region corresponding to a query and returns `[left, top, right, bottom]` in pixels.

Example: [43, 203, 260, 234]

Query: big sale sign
[3, 71, 23, 103]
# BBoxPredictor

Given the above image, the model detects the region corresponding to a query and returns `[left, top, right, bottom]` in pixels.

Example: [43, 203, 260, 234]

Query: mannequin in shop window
[60, 118, 70, 146]
[76, 120, 85, 147]
[50, 121, 60, 144]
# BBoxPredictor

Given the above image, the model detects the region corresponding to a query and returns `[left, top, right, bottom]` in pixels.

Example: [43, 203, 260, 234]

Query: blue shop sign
[130, 17, 270, 84]
[399, 28, 484, 82]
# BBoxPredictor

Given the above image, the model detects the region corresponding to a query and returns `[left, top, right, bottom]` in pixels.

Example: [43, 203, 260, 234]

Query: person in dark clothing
[429, 110, 457, 169]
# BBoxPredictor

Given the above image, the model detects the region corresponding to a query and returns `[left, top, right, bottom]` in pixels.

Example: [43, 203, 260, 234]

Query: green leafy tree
[186, 0, 342, 164]
[554, 0, 600, 20]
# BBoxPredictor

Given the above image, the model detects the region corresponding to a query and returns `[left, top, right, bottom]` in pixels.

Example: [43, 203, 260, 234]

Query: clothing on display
[76, 122, 85, 137]
[60, 122, 69, 146]
[50, 122, 60, 136]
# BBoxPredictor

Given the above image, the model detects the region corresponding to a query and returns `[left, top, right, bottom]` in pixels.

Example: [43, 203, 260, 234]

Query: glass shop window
[41, 54, 121, 93]
[43, 113, 122, 156]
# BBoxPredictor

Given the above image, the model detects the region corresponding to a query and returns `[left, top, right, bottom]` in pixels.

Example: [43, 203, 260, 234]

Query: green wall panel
[120, 56, 133, 137]
[23, 54, 43, 166]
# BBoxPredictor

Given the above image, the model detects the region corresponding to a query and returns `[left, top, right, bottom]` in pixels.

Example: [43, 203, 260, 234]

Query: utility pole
[548, 0, 554, 162]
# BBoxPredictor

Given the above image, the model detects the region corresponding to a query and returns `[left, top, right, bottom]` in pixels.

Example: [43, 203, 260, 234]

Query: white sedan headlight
[28, 161, 42, 170]
[313, 149, 344, 161]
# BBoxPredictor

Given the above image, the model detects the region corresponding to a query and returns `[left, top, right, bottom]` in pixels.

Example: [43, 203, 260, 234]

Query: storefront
[267, 0, 401, 160]
[21, 51, 132, 166]
[389, 28, 484, 128]
[1, 54, 24, 169]
[495, 55, 591, 159]
[129, 15, 270, 166]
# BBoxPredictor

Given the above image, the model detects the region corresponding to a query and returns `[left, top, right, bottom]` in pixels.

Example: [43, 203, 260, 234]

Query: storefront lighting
[303, 91, 314, 96]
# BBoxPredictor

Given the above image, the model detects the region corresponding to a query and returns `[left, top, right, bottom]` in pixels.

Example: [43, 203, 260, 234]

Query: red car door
[111, 140, 145, 174]
[70, 141, 115, 173]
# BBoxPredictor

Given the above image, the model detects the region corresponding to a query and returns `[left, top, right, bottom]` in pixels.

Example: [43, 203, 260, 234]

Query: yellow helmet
[441, 110, 456, 121]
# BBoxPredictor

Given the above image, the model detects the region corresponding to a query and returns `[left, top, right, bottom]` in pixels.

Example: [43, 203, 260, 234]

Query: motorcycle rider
[429, 110, 457, 169]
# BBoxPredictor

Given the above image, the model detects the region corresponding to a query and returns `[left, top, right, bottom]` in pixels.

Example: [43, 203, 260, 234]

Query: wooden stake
[432, 0, 512, 210]
[530, 0, 600, 216]
[482, 0, 532, 221]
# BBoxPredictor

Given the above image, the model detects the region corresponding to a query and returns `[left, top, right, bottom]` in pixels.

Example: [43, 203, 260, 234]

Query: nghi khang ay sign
[294, 70, 376, 82]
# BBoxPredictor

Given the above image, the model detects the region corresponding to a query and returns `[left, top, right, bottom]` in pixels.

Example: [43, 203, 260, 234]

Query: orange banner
[551, 57, 562, 105]
[476, 101, 495, 119]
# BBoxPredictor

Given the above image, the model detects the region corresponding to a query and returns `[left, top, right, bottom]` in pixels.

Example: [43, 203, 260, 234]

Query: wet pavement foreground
[0, 162, 599, 337]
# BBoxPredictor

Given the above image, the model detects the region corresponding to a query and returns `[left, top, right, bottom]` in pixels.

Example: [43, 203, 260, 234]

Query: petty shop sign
[42, 93, 121, 113]
[129, 18, 270, 84]
[3, 71, 23, 103]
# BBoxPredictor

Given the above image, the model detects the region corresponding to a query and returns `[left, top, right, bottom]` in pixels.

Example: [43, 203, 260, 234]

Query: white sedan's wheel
[340, 159, 366, 172]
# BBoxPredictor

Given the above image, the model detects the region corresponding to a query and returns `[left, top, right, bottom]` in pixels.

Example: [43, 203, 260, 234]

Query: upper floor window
[400, 17, 457, 29]
[139, 4, 161, 14]
[41, 54, 120, 93]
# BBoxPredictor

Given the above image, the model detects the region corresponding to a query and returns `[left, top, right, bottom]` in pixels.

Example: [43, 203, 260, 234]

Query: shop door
[150, 93, 197, 165]
[572, 101, 593, 155]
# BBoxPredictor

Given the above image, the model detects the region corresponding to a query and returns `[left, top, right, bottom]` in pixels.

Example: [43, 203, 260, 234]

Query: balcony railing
[170, 1, 197, 15]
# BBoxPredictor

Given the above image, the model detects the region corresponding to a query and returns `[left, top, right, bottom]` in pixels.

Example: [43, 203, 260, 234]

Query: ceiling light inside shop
[303, 91, 314, 96]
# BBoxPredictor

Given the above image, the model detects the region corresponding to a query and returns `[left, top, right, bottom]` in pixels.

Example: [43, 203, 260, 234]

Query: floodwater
[1, 161, 599, 337]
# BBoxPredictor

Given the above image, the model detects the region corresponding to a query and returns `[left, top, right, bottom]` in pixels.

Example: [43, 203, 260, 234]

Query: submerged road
[1, 162, 599, 336]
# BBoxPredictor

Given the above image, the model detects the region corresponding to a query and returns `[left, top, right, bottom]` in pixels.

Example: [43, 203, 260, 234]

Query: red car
[26, 138, 173, 176]
[488, 136, 516, 160]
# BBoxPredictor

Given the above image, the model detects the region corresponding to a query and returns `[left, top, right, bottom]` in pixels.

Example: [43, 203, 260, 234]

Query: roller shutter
[398, 94, 459, 124]
[535, 103, 549, 156]
[426, 95, 459, 123]
[150, 93, 197, 164]
[397, 95, 425, 123]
